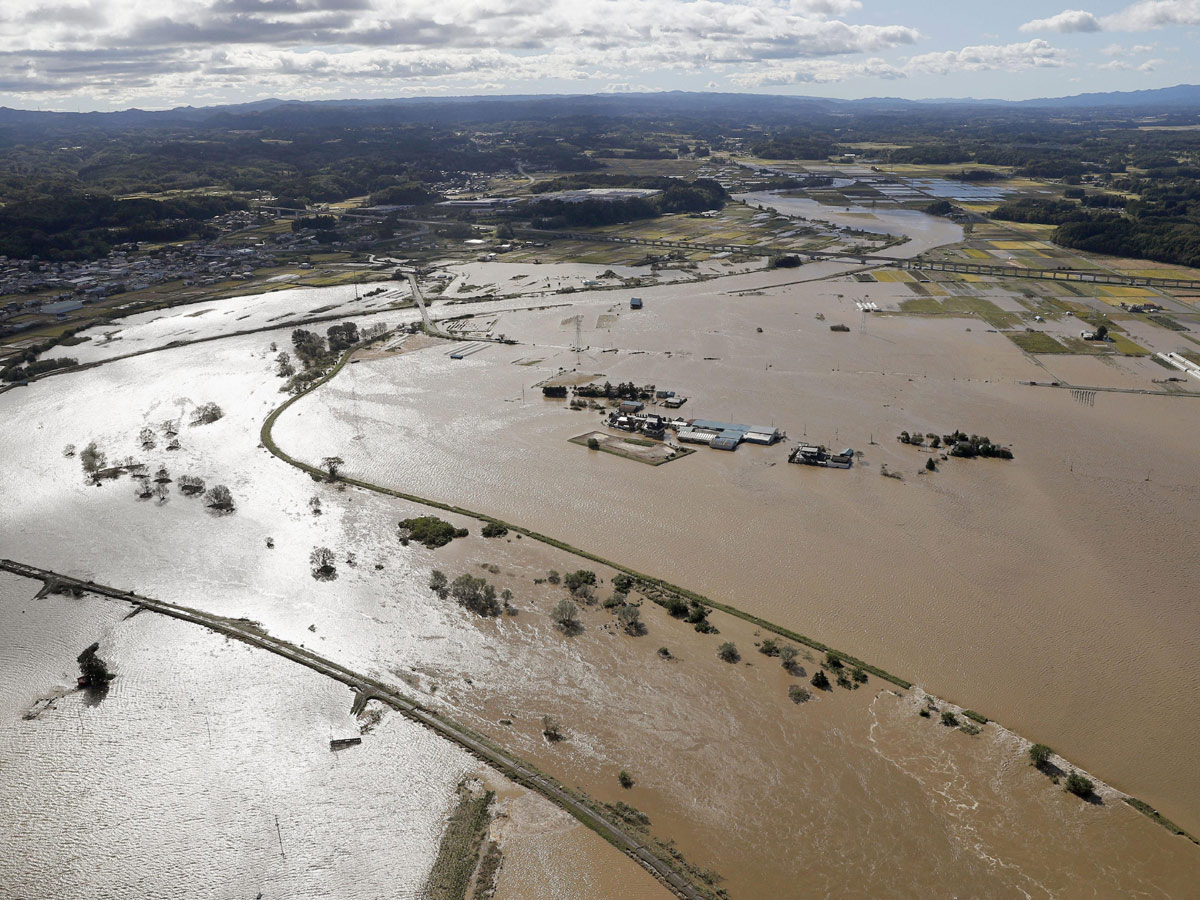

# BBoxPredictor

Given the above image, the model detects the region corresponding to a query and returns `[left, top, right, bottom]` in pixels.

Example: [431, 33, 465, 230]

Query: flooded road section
[271, 277, 1200, 839]
[0, 336, 678, 899]
[1, 273, 1197, 897]
[0, 574, 475, 900]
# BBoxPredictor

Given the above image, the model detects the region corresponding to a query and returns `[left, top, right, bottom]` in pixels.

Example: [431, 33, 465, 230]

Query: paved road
[0, 558, 708, 900]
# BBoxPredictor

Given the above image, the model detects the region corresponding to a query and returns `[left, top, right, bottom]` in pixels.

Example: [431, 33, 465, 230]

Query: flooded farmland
[3, 259, 1199, 898]
[272, 276, 1200, 835]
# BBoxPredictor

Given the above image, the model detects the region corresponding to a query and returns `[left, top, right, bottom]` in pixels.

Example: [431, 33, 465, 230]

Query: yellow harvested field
[873, 270, 914, 283]
[1100, 286, 1155, 298]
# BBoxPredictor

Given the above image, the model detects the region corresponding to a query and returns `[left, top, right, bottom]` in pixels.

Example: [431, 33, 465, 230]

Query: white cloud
[1019, 9, 1102, 33]
[906, 39, 1070, 75]
[1103, 0, 1200, 30]
[1102, 42, 1156, 54]
[1099, 56, 1164, 70]
[0, 0, 923, 102]
[731, 56, 904, 86]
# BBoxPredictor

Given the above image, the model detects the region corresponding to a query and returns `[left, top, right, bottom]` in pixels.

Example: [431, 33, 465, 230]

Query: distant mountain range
[3, 84, 1200, 130]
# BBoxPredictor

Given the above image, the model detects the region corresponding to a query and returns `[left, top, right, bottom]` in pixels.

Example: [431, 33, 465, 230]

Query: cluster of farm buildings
[606, 407, 782, 451]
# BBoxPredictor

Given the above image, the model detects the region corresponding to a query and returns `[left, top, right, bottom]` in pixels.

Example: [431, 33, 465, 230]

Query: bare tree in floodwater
[321, 456, 345, 480]
[310, 546, 337, 580]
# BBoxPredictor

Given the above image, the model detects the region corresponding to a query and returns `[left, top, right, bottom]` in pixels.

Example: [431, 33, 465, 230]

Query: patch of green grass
[1108, 333, 1150, 356]
[898, 295, 1022, 329]
[1124, 798, 1200, 845]
[425, 784, 495, 900]
[1059, 337, 1104, 354]
[1148, 314, 1187, 332]
[1006, 331, 1068, 353]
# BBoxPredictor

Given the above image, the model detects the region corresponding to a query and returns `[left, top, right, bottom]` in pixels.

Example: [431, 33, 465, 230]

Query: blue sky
[0, 0, 1197, 110]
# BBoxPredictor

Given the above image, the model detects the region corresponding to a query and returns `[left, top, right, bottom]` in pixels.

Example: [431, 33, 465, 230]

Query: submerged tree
[321, 456, 345, 480]
[77, 642, 114, 686]
[190, 402, 224, 426]
[541, 715, 565, 742]
[616, 604, 644, 635]
[552, 598, 580, 633]
[310, 546, 337, 580]
[79, 441, 106, 474]
[780, 644, 799, 671]
[326, 321, 360, 352]
[205, 484, 235, 512]
[716, 641, 740, 663]
[178, 475, 206, 496]
[450, 573, 501, 616]
[275, 351, 295, 378]
[564, 570, 597, 595]
[429, 569, 449, 598]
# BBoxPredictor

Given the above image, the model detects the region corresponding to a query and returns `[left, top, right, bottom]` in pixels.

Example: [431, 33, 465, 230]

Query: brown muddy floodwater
[273, 273, 1200, 843]
[3, 266, 1198, 899]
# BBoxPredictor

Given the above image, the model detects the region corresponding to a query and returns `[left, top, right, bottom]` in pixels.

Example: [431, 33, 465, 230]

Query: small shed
[619, 400, 644, 414]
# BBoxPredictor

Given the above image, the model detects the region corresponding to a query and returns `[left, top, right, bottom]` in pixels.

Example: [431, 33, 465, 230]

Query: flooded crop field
[272, 277, 1200, 831]
[3, 245, 1199, 898]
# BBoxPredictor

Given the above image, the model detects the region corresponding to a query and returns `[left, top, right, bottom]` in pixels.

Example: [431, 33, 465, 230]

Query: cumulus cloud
[1103, 0, 1200, 29]
[1019, 9, 1102, 33]
[1102, 42, 1156, 54]
[1099, 56, 1164, 70]
[906, 39, 1070, 75]
[0, 0, 922, 102]
[731, 56, 904, 86]
[1020, 1, 1200, 32]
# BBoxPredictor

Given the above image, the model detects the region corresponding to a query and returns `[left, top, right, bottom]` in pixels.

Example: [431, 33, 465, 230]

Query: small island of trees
[398, 516, 468, 548]
[899, 429, 1013, 460]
